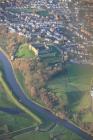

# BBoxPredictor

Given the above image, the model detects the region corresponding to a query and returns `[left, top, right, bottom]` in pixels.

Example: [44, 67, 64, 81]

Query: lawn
[37, 10, 49, 17]
[13, 124, 83, 140]
[7, 7, 33, 13]
[0, 75, 36, 133]
[16, 44, 35, 58]
[47, 63, 93, 122]
[0, 112, 36, 132]
[0, 64, 14, 107]
[15, 69, 29, 95]
[0, 89, 14, 108]
[0, 66, 40, 134]
[0, 72, 42, 124]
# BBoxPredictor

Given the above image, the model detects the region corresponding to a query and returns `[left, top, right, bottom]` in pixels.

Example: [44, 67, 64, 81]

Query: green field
[0, 71, 42, 124]
[15, 69, 29, 95]
[0, 79, 36, 133]
[0, 63, 13, 107]
[0, 112, 36, 132]
[13, 125, 83, 140]
[47, 64, 93, 122]
[16, 44, 35, 58]
[0, 87, 14, 108]
[37, 10, 49, 17]
[6, 7, 33, 13]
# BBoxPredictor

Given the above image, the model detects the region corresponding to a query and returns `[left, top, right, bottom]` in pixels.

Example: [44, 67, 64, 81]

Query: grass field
[16, 44, 35, 58]
[37, 10, 49, 17]
[15, 69, 29, 95]
[0, 78, 16, 108]
[47, 63, 93, 122]
[0, 76, 36, 133]
[0, 63, 13, 107]
[0, 112, 36, 132]
[13, 124, 83, 140]
[0, 66, 40, 133]
[7, 7, 33, 13]
[0, 88, 14, 108]
[0, 71, 42, 124]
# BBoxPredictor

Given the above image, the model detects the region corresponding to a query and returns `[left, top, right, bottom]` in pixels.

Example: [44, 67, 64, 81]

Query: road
[0, 51, 93, 140]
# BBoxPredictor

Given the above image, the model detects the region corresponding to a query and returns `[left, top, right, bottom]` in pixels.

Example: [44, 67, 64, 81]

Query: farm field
[13, 125, 83, 140]
[0, 82, 36, 133]
[48, 64, 93, 122]
[0, 112, 36, 132]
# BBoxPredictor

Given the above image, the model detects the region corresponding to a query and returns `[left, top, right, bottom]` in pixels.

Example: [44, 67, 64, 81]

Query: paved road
[0, 51, 93, 140]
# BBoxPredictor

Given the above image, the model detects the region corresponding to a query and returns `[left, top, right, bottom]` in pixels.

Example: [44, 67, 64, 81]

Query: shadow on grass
[65, 89, 84, 112]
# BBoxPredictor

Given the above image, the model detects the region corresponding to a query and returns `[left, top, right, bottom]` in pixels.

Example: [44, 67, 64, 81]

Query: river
[0, 52, 93, 140]
[0, 107, 22, 115]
